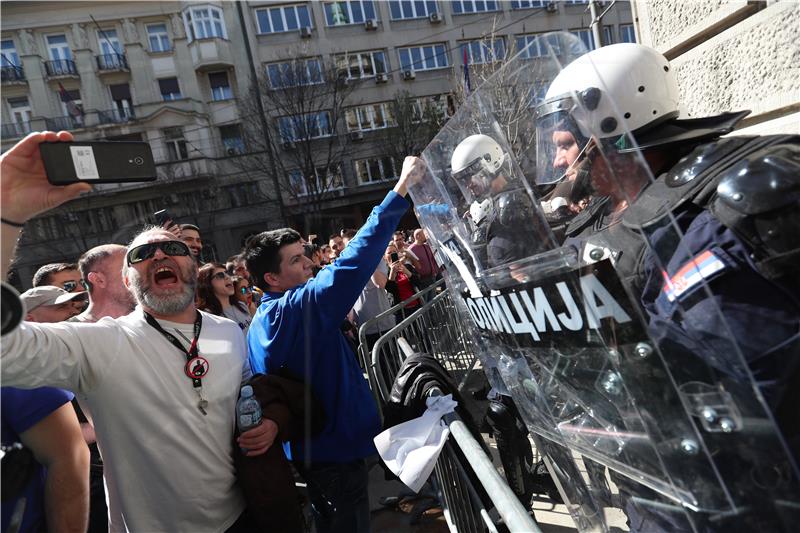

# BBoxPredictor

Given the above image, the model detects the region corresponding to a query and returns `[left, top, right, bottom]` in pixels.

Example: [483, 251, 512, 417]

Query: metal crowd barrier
[359, 281, 541, 533]
[358, 279, 478, 412]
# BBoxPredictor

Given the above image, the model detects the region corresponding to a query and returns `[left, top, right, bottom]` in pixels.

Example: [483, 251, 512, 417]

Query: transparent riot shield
[408, 31, 800, 532]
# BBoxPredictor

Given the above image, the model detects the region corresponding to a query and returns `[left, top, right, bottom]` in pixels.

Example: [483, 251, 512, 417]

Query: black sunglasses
[212, 271, 230, 280]
[62, 280, 87, 292]
[127, 241, 191, 265]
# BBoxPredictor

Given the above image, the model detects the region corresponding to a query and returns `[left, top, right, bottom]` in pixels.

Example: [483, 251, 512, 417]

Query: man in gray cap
[21, 286, 87, 323]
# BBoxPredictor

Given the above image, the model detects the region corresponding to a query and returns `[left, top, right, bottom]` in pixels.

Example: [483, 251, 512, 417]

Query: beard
[128, 260, 197, 316]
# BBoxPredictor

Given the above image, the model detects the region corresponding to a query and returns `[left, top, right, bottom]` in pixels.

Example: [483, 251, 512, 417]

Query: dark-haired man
[244, 157, 423, 533]
[179, 223, 203, 261]
[32, 262, 86, 293]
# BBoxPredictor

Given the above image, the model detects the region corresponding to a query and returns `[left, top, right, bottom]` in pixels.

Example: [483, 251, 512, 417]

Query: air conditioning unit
[364, 19, 378, 31]
[429, 12, 442, 23]
[168, 193, 180, 205]
[402, 70, 415, 81]
[375, 72, 389, 83]
[349, 131, 364, 141]
[282, 141, 296, 151]
[299, 26, 312, 38]
[546, 2, 557, 13]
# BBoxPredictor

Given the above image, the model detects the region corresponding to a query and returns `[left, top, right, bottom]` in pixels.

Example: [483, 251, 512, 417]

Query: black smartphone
[40, 141, 157, 185]
[390, 252, 399, 263]
[153, 209, 172, 226]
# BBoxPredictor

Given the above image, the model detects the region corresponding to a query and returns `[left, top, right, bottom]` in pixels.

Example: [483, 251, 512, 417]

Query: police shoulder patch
[661, 249, 729, 303]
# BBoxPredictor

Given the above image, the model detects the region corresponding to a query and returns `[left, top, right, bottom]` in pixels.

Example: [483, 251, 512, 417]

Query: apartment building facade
[1, 0, 633, 288]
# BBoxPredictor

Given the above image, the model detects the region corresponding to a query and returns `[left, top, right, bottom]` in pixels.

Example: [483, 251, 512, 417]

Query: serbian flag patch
[662, 249, 728, 302]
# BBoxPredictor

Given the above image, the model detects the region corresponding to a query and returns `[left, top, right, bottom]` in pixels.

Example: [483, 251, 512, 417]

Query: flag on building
[58, 82, 84, 122]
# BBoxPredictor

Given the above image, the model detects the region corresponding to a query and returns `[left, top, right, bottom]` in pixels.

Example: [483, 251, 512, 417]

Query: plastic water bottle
[236, 385, 262, 433]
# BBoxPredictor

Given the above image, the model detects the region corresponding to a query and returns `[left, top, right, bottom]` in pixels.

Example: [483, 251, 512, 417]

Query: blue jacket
[247, 191, 409, 463]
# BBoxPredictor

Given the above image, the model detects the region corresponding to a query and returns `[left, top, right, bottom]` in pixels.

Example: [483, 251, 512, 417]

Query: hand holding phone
[153, 209, 172, 227]
[40, 141, 156, 185]
[390, 252, 400, 263]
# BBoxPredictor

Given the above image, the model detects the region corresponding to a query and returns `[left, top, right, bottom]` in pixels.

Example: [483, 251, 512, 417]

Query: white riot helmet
[451, 134, 507, 203]
[541, 43, 679, 142]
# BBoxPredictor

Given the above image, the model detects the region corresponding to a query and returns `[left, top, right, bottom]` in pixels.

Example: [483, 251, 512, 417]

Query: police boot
[485, 395, 536, 507]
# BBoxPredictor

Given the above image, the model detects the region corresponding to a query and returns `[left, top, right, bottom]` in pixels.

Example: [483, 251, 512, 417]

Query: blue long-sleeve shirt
[247, 191, 409, 463]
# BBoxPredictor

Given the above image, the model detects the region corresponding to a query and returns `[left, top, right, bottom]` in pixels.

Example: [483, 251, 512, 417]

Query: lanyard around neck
[143, 311, 204, 389]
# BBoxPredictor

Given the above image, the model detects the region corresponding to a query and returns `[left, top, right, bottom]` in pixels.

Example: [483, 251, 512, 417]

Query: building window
[163, 127, 189, 161]
[6, 97, 32, 136]
[461, 38, 505, 64]
[289, 165, 343, 196]
[389, 1, 438, 20]
[355, 156, 397, 184]
[97, 29, 122, 56]
[334, 50, 387, 79]
[398, 44, 449, 72]
[511, 0, 544, 8]
[278, 112, 333, 142]
[266, 58, 323, 88]
[183, 5, 227, 42]
[220, 124, 245, 155]
[147, 23, 172, 52]
[414, 94, 454, 121]
[620, 24, 636, 43]
[603, 25, 614, 45]
[515, 33, 562, 58]
[451, 0, 498, 14]
[46, 34, 72, 61]
[109, 83, 133, 118]
[256, 4, 312, 33]
[566, 0, 588, 4]
[345, 102, 394, 132]
[1, 40, 20, 66]
[158, 77, 182, 100]
[209, 71, 232, 100]
[324, 1, 377, 26]
[571, 29, 595, 51]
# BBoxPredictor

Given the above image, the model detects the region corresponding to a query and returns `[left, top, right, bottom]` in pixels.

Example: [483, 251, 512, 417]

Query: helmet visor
[534, 102, 591, 186]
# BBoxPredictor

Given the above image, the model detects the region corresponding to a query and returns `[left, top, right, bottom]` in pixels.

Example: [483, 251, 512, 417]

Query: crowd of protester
[1, 131, 432, 533]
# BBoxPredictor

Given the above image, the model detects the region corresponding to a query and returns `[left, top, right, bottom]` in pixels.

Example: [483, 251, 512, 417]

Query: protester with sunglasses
[1, 132, 276, 532]
[232, 276, 257, 317]
[197, 263, 252, 334]
[32, 262, 88, 312]
[32, 262, 86, 292]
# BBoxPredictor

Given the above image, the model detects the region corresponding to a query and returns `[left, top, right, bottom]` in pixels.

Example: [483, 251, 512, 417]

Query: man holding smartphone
[1, 131, 276, 532]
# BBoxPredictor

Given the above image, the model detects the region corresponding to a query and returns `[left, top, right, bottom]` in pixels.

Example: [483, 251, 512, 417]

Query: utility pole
[235, 1, 289, 226]
[589, 0, 604, 48]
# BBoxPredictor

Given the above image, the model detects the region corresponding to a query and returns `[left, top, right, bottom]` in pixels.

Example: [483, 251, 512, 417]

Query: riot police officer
[536, 41, 800, 531]
[450, 134, 548, 270]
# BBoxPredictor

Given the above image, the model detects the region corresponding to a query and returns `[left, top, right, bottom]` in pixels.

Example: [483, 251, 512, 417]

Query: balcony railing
[44, 59, 79, 77]
[1, 65, 26, 83]
[45, 115, 84, 131]
[96, 53, 129, 71]
[1, 122, 32, 139]
[97, 107, 135, 125]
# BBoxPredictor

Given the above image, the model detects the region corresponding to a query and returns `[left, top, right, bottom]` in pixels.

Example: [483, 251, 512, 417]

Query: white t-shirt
[2, 308, 251, 532]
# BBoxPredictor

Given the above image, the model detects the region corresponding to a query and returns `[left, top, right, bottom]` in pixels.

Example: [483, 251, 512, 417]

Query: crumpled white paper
[374, 394, 458, 492]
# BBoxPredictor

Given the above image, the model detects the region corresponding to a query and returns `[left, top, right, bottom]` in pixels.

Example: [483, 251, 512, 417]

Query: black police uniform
[564, 133, 800, 531]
